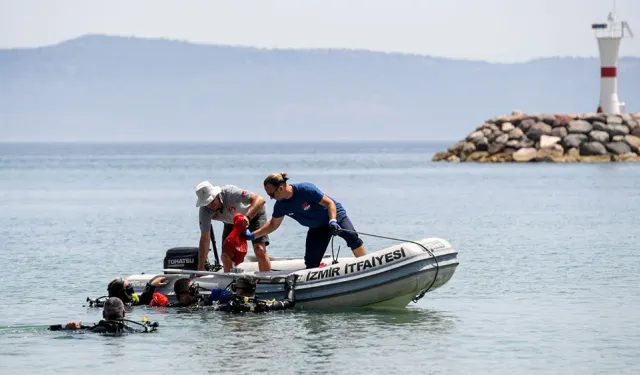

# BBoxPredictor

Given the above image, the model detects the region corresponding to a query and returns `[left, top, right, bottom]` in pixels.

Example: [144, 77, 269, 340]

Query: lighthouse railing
[591, 21, 633, 39]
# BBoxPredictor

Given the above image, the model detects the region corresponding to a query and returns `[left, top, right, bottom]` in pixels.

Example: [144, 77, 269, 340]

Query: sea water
[1, 141, 639, 374]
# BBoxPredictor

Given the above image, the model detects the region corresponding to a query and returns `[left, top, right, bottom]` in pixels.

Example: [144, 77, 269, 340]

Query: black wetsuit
[48, 319, 158, 334]
[135, 282, 161, 305]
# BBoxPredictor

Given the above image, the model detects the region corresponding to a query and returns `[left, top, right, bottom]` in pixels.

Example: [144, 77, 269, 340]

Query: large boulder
[505, 139, 521, 149]
[588, 130, 610, 144]
[513, 147, 537, 162]
[501, 122, 515, 132]
[460, 142, 477, 160]
[494, 114, 523, 126]
[592, 121, 608, 132]
[624, 135, 640, 152]
[526, 122, 552, 141]
[607, 115, 623, 125]
[581, 113, 606, 123]
[606, 124, 630, 137]
[539, 135, 561, 148]
[540, 114, 556, 125]
[432, 151, 452, 161]
[508, 128, 525, 140]
[448, 141, 466, 155]
[519, 138, 535, 148]
[563, 134, 588, 149]
[551, 127, 568, 138]
[487, 130, 503, 143]
[621, 113, 633, 124]
[553, 115, 573, 127]
[494, 133, 509, 144]
[579, 141, 607, 156]
[488, 142, 505, 155]
[467, 131, 485, 144]
[568, 120, 592, 134]
[518, 118, 536, 132]
[605, 142, 632, 155]
[476, 137, 489, 151]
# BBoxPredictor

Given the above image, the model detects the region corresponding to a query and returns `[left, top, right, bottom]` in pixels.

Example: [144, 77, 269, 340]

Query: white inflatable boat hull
[124, 237, 459, 309]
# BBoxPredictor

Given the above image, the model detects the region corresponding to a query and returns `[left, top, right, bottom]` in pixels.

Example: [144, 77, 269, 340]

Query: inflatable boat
[122, 236, 459, 310]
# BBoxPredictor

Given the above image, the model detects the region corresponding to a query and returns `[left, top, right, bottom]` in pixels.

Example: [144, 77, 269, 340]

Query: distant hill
[1, 34, 639, 142]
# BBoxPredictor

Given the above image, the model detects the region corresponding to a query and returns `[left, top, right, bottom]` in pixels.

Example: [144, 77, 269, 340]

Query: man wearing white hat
[195, 181, 271, 272]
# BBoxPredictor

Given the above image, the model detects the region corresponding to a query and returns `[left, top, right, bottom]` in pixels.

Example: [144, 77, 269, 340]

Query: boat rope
[333, 229, 440, 304]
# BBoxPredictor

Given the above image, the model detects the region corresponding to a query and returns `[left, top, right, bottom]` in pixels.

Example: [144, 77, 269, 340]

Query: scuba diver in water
[49, 297, 159, 334]
[173, 273, 297, 313]
[86, 275, 170, 308]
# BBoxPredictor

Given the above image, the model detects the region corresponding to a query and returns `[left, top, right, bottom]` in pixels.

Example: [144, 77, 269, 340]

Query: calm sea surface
[1, 141, 639, 374]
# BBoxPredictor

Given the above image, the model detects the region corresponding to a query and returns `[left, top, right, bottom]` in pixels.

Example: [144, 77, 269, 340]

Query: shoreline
[433, 111, 640, 163]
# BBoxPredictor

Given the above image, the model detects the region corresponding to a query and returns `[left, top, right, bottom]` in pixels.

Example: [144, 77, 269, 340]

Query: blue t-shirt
[272, 182, 345, 228]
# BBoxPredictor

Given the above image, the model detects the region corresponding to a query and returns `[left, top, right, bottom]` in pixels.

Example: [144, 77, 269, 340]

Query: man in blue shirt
[245, 172, 367, 269]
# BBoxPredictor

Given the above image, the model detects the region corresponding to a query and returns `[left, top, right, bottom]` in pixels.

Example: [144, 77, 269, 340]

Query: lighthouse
[591, 7, 634, 114]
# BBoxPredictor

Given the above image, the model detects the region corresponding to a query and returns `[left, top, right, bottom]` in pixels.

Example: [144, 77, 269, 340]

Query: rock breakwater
[433, 111, 640, 163]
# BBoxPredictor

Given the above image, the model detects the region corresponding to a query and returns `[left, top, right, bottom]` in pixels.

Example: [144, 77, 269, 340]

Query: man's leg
[221, 223, 234, 272]
[249, 209, 271, 272]
[252, 242, 270, 272]
[336, 212, 366, 257]
[304, 226, 333, 269]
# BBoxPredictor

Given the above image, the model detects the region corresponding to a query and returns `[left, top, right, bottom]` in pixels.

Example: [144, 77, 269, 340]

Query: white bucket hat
[195, 180, 222, 207]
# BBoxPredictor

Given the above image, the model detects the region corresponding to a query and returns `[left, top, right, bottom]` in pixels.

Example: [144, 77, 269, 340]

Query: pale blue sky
[1, 0, 639, 62]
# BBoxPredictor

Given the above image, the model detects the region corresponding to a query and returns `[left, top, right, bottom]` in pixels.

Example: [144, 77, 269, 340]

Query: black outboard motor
[163, 247, 200, 271]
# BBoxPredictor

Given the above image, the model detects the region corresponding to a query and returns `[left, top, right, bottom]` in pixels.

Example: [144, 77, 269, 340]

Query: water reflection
[298, 306, 458, 335]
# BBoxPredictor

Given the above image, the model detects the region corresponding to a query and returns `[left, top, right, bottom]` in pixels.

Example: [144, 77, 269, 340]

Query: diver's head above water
[107, 277, 139, 304]
[103, 297, 126, 320]
[232, 275, 258, 297]
[173, 278, 202, 306]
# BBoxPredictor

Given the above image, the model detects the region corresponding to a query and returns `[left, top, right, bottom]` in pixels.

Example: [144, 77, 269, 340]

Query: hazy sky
[1, 0, 639, 62]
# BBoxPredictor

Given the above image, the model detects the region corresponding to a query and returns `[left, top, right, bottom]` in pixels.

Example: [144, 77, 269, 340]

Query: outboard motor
[163, 247, 199, 270]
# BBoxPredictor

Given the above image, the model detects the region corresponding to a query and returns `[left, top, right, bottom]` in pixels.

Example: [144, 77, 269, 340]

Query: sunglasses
[267, 184, 282, 199]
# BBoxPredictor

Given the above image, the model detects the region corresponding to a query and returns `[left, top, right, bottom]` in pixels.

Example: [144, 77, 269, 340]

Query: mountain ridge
[1, 34, 639, 142]
[6, 34, 639, 64]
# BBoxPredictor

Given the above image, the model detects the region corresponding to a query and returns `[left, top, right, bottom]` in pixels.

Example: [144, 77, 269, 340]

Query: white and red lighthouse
[591, 7, 634, 114]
